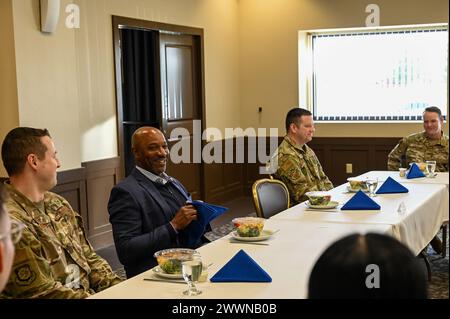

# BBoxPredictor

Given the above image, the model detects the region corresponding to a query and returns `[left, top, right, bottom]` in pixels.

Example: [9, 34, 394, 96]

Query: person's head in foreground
[0, 185, 16, 293]
[308, 233, 427, 299]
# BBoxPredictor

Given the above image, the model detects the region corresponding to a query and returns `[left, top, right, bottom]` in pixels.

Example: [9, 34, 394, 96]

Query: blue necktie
[167, 177, 192, 202]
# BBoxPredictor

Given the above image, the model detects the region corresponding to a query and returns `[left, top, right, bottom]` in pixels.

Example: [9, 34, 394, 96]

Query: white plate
[305, 201, 339, 209]
[152, 266, 183, 279]
[231, 229, 274, 242]
[152, 264, 209, 280]
[347, 186, 369, 193]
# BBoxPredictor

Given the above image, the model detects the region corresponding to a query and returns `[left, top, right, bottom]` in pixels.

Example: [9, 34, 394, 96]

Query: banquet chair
[441, 222, 447, 258]
[418, 251, 432, 282]
[252, 178, 290, 219]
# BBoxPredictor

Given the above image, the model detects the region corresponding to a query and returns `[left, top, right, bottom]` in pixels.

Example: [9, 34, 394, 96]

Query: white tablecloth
[271, 183, 449, 255]
[90, 170, 448, 299]
[90, 220, 391, 299]
[355, 171, 449, 186]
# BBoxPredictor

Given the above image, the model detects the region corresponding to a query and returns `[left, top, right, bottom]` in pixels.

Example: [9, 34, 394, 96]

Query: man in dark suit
[108, 127, 204, 278]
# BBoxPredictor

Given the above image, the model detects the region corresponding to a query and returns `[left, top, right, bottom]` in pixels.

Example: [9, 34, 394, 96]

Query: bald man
[108, 127, 208, 278]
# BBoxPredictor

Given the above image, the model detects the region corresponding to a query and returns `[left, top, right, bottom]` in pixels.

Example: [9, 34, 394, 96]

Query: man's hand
[170, 205, 198, 230]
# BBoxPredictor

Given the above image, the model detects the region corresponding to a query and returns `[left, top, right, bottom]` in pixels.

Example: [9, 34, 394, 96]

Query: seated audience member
[388, 106, 448, 254]
[0, 184, 18, 294]
[388, 106, 448, 172]
[108, 127, 209, 278]
[1, 127, 121, 298]
[308, 233, 428, 299]
[272, 107, 333, 205]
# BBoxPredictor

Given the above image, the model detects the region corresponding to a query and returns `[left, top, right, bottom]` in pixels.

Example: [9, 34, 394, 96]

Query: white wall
[238, 0, 449, 137]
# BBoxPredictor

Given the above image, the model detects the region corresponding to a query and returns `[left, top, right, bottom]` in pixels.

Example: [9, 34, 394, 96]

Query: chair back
[252, 178, 290, 219]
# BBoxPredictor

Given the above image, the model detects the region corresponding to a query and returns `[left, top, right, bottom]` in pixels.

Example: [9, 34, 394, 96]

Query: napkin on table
[376, 176, 409, 194]
[210, 249, 272, 282]
[406, 163, 425, 179]
[341, 190, 381, 210]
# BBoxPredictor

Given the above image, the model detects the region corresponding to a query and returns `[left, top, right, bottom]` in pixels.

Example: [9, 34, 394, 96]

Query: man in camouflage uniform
[388, 106, 448, 254]
[388, 106, 448, 172]
[0, 127, 121, 298]
[272, 108, 333, 205]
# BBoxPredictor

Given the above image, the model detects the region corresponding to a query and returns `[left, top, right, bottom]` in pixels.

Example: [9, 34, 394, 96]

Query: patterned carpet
[425, 231, 449, 299]
[111, 222, 448, 299]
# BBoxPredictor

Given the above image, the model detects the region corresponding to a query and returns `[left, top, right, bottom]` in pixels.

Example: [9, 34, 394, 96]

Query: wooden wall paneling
[203, 139, 225, 202]
[166, 136, 202, 200]
[373, 149, 392, 170]
[82, 157, 121, 250]
[308, 137, 400, 185]
[53, 168, 87, 228]
[222, 137, 243, 200]
[329, 149, 369, 185]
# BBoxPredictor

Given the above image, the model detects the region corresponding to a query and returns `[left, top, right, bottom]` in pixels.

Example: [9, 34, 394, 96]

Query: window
[299, 25, 448, 122]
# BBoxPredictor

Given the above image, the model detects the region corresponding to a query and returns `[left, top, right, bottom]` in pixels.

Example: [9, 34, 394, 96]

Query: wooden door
[160, 33, 203, 199]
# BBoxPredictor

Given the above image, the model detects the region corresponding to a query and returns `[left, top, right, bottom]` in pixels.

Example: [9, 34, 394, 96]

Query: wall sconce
[40, 0, 60, 33]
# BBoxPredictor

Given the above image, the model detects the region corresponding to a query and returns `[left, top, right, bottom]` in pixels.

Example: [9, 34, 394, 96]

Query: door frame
[111, 16, 206, 198]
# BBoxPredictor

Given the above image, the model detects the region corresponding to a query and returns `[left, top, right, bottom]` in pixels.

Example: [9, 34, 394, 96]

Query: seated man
[387, 106, 448, 254]
[1, 127, 121, 298]
[388, 106, 448, 172]
[108, 127, 209, 278]
[308, 233, 427, 299]
[0, 184, 17, 294]
[272, 108, 333, 205]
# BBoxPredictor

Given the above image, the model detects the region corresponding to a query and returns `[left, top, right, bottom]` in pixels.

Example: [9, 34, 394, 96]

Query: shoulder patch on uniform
[14, 264, 37, 286]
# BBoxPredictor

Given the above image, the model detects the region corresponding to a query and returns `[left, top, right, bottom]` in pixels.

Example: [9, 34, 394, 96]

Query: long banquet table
[90, 171, 448, 299]
[355, 171, 449, 187]
[271, 182, 449, 255]
[90, 220, 392, 299]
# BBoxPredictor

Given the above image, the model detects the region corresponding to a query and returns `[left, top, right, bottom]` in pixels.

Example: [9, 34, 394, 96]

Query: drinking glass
[365, 178, 378, 197]
[426, 160, 436, 177]
[182, 253, 203, 296]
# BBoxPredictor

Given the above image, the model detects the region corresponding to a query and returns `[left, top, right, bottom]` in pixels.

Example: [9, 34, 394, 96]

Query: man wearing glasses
[0, 127, 122, 298]
[0, 184, 22, 293]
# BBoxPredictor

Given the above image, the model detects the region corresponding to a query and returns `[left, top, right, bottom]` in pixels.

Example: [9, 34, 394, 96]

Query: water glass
[182, 253, 202, 296]
[365, 178, 378, 197]
[426, 160, 436, 177]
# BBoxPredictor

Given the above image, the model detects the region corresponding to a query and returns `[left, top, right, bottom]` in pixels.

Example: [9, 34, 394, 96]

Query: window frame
[298, 23, 448, 123]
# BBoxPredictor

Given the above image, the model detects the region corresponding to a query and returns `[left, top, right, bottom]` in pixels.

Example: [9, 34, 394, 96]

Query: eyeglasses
[0, 220, 24, 244]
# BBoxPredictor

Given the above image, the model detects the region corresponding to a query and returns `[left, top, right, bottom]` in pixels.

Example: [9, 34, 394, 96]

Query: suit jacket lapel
[131, 169, 175, 222]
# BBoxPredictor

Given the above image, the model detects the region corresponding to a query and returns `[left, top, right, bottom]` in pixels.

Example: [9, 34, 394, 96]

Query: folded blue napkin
[210, 249, 272, 282]
[341, 190, 381, 210]
[376, 177, 409, 194]
[407, 163, 425, 179]
[184, 200, 228, 247]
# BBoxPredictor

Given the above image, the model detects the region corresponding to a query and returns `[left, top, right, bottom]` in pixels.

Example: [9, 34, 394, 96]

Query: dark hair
[308, 233, 427, 299]
[1, 127, 51, 176]
[423, 106, 442, 118]
[285, 107, 312, 133]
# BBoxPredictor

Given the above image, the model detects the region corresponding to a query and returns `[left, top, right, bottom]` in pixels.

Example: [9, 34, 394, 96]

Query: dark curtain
[121, 28, 160, 176]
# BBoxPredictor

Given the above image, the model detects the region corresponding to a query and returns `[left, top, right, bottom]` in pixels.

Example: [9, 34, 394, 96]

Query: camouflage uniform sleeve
[276, 154, 314, 204]
[1, 225, 90, 299]
[387, 137, 408, 171]
[74, 213, 122, 292]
